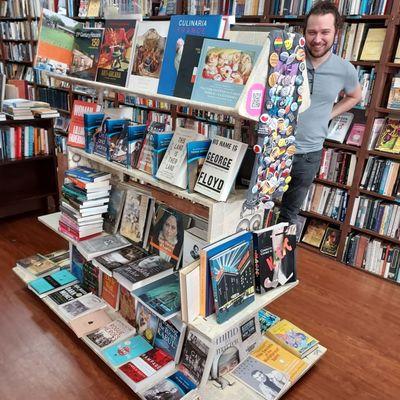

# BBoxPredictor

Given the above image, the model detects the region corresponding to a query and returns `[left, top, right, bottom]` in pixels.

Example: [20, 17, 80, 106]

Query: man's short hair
[305, 0, 343, 32]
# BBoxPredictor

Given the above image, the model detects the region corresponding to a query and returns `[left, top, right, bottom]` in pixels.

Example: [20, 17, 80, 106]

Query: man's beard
[307, 42, 334, 59]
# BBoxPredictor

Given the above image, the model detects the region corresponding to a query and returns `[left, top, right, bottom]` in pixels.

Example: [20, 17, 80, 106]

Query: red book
[101, 274, 120, 309]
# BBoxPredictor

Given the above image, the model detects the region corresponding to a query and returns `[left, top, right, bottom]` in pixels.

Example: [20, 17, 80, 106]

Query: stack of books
[59, 166, 112, 241]
[2, 98, 60, 120]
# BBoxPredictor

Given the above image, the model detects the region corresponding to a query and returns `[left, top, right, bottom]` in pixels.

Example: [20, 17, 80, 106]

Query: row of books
[360, 156, 400, 196]
[121, 95, 171, 111]
[132, 108, 173, 126]
[0, 126, 50, 160]
[368, 117, 400, 153]
[235, 0, 266, 16]
[302, 184, 348, 222]
[350, 196, 400, 239]
[2, 42, 33, 62]
[0, 61, 31, 80]
[0, 20, 38, 40]
[318, 148, 357, 186]
[269, 0, 391, 15]
[343, 234, 400, 281]
[177, 106, 235, 125]
[0, 0, 43, 17]
[187, 0, 237, 15]
[36, 87, 70, 111]
[334, 24, 385, 62]
[177, 117, 234, 139]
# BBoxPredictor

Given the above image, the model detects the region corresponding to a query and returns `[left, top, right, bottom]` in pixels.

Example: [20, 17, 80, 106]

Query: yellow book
[252, 338, 307, 382]
[360, 28, 386, 61]
[266, 319, 319, 359]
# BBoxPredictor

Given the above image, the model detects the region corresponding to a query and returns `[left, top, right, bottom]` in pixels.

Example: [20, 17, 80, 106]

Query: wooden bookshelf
[300, 210, 343, 226]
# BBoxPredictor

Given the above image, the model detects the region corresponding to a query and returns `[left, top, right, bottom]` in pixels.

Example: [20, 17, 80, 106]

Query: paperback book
[119, 286, 137, 327]
[100, 273, 120, 309]
[47, 283, 88, 305]
[301, 220, 329, 248]
[59, 293, 107, 320]
[136, 303, 160, 344]
[320, 227, 340, 257]
[103, 184, 127, 234]
[70, 309, 112, 338]
[327, 112, 354, 143]
[186, 139, 211, 193]
[28, 270, 78, 298]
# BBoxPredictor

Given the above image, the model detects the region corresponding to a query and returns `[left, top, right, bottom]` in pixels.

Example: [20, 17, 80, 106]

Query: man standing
[278, 1, 362, 224]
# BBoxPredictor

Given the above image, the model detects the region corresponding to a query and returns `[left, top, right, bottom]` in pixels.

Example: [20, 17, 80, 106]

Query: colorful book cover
[147, 204, 191, 268]
[186, 139, 211, 193]
[109, 126, 130, 166]
[84, 113, 106, 154]
[59, 293, 106, 319]
[252, 338, 307, 382]
[158, 15, 223, 96]
[48, 284, 88, 305]
[209, 233, 254, 324]
[258, 309, 280, 334]
[127, 124, 147, 169]
[301, 220, 329, 248]
[266, 319, 319, 359]
[119, 286, 137, 327]
[136, 303, 160, 344]
[101, 273, 120, 309]
[96, 19, 137, 86]
[132, 273, 181, 320]
[150, 131, 174, 177]
[70, 28, 104, 80]
[103, 184, 126, 235]
[119, 348, 173, 384]
[82, 261, 100, 294]
[28, 270, 77, 296]
[232, 356, 290, 399]
[35, 9, 82, 74]
[66, 165, 111, 183]
[128, 20, 170, 93]
[375, 119, 400, 153]
[71, 246, 85, 284]
[102, 335, 153, 368]
[141, 371, 196, 399]
[191, 39, 262, 107]
[93, 118, 128, 160]
[320, 227, 340, 257]
[153, 318, 186, 362]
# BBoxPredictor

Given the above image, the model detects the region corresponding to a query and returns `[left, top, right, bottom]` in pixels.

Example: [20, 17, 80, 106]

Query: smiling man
[278, 1, 362, 224]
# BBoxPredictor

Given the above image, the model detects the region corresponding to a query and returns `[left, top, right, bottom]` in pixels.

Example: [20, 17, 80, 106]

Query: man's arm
[330, 84, 362, 119]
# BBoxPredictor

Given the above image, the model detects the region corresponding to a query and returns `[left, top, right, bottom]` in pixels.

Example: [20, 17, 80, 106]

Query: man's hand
[331, 84, 362, 119]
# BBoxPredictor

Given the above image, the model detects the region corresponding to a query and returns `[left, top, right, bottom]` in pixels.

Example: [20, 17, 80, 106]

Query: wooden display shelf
[350, 225, 400, 245]
[300, 210, 343, 226]
[297, 242, 338, 260]
[375, 106, 400, 114]
[38, 212, 77, 246]
[351, 60, 378, 67]
[314, 178, 351, 190]
[191, 281, 298, 340]
[0, 154, 54, 166]
[359, 188, 397, 202]
[0, 16, 39, 21]
[368, 149, 400, 160]
[323, 140, 360, 152]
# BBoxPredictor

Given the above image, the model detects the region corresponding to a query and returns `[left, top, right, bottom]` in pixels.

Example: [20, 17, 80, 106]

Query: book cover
[158, 15, 223, 96]
[28, 270, 77, 297]
[82, 261, 100, 295]
[186, 139, 211, 193]
[191, 39, 262, 107]
[301, 220, 329, 248]
[150, 131, 174, 177]
[360, 27, 386, 61]
[69, 309, 112, 338]
[153, 317, 186, 363]
[35, 9, 82, 74]
[120, 189, 151, 243]
[77, 234, 131, 259]
[119, 286, 137, 327]
[252, 338, 307, 382]
[266, 319, 319, 359]
[320, 227, 340, 257]
[101, 273, 120, 309]
[70, 28, 103, 80]
[179, 260, 200, 324]
[96, 19, 137, 86]
[127, 124, 147, 169]
[147, 204, 191, 268]
[140, 371, 197, 400]
[375, 119, 400, 153]
[103, 184, 126, 235]
[346, 123, 365, 147]
[18, 255, 57, 276]
[93, 118, 127, 160]
[387, 75, 400, 110]
[136, 303, 160, 344]
[102, 335, 153, 368]
[326, 112, 354, 143]
[258, 309, 281, 334]
[156, 127, 204, 189]
[48, 284, 88, 305]
[109, 124, 130, 165]
[209, 234, 255, 324]
[86, 318, 134, 349]
[84, 112, 106, 153]
[232, 356, 290, 399]
[182, 227, 208, 268]
[194, 136, 247, 202]
[128, 20, 170, 93]
[59, 293, 106, 320]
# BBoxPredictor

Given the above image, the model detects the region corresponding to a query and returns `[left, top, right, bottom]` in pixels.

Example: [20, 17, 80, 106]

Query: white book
[156, 127, 204, 189]
[77, 233, 131, 260]
[179, 260, 200, 324]
[59, 293, 107, 321]
[350, 197, 360, 226]
[327, 112, 354, 143]
[194, 136, 247, 202]
[351, 23, 366, 61]
[346, 154, 357, 186]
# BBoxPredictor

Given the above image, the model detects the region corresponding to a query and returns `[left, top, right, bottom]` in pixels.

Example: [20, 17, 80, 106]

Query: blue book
[65, 166, 111, 182]
[153, 318, 185, 362]
[28, 269, 77, 297]
[150, 131, 174, 177]
[93, 119, 127, 160]
[102, 335, 153, 368]
[127, 124, 147, 169]
[186, 139, 211, 192]
[378, 161, 391, 194]
[191, 39, 262, 107]
[132, 274, 180, 320]
[209, 234, 254, 324]
[157, 15, 223, 96]
[84, 113, 105, 154]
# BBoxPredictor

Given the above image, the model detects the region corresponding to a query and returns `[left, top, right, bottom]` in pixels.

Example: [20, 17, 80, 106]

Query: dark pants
[278, 149, 323, 224]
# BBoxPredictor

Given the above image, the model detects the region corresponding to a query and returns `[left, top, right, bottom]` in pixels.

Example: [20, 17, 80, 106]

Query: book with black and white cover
[113, 255, 173, 292]
[86, 318, 135, 350]
[47, 284, 88, 306]
[58, 293, 107, 321]
[156, 127, 205, 189]
[103, 184, 127, 235]
[92, 245, 148, 276]
[327, 112, 354, 143]
[120, 188, 152, 244]
[182, 227, 208, 268]
[194, 136, 247, 201]
[76, 233, 131, 260]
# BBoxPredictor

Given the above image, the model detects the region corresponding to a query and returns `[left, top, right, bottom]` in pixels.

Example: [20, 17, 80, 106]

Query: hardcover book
[186, 139, 212, 193]
[301, 220, 329, 248]
[120, 189, 151, 243]
[320, 227, 340, 257]
[84, 112, 106, 153]
[191, 39, 262, 107]
[327, 112, 354, 143]
[96, 19, 137, 86]
[374, 118, 400, 153]
[387, 75, 400, 110]
[109, 124, 130, 166]
[179, 260, 200, 324]
[128, 20, 170, 93]
[359, 27, 386, 61]
[209, 232, 255, 324]
[194, 136, 247, 202]
[70, 28, 104, 80]
[136, 303, 160, 344]
[132, 273, 181, 321]
[147, 205, 191, 268]
[157, 15, 224, 96]
[150, 131, 174, 177]
[102, 335, 153, 368]
[103, 184, 127, 234]
[86, 318, 134, 349]
[47, 284, 88, 305]
[65, 166, 111, 183]
[93, 118, 127, 160]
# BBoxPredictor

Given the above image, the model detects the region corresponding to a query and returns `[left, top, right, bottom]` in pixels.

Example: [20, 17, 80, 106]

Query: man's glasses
[307, 68, 315, 95]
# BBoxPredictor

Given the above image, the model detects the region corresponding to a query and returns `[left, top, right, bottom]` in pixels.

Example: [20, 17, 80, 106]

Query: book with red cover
[68, 100, 100, 148]
[101, 273, 120, 309]
[346, 123, 365, 147]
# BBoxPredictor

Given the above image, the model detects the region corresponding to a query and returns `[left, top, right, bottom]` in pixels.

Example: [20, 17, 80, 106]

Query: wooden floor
[1, 214, 399, 400]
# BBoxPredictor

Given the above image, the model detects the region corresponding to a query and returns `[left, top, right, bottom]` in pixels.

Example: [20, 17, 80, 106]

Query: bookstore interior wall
[2, 0, 400, 399]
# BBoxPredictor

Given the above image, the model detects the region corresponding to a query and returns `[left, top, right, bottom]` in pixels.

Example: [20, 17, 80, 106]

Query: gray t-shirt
[296, 53, 359, 154]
